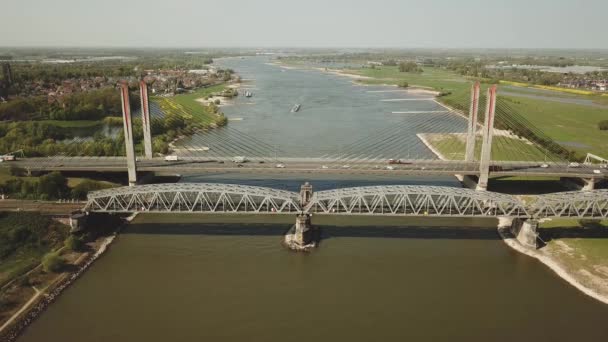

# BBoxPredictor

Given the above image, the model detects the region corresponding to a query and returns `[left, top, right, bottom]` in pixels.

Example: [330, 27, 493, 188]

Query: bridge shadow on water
[124, 223, 503, 241]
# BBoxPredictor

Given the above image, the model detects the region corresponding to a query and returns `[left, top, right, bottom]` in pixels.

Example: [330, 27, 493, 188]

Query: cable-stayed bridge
[2, 81, 607, 190]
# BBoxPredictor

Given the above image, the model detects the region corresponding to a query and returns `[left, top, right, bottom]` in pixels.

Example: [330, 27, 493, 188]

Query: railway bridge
[83, 182, 608, 248]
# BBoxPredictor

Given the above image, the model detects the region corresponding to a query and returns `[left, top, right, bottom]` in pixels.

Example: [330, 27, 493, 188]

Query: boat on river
[291, 104, 301, 112]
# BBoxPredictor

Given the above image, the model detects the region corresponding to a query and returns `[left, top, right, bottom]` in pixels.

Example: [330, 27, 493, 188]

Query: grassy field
[152, 84, 228, 125]
[349, 66, 472, 100]
[500, 96, 608, 157]
[424, 134, 549, 161]
[345, 65, 608, 159]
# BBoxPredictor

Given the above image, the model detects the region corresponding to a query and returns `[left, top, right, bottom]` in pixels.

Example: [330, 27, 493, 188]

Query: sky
[1, 0, 607, 49]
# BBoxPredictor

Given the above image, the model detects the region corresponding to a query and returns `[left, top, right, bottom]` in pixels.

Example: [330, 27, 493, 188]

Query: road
[3, 157, 607, 179]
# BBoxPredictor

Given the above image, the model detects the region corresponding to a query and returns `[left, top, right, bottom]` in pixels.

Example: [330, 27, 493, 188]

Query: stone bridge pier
[510, 218, 539, 249]
[285, 182, 317, 250]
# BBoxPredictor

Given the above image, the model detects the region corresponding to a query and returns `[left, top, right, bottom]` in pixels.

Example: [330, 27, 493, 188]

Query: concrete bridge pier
[284, 182, 318, 251]
[120, 82, 138, 186]
[139, 81, 153, 160]
[560, 177, 598, 191]
[293, 213, 313, 246]
[510, 218, 539, 249]
[69, 211, 88, 233]
[476, 85, 498, 192]
[582, 178, 597, 191]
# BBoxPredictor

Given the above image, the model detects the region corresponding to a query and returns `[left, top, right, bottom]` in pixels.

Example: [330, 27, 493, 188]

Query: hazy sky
[2, 0, 607, 48]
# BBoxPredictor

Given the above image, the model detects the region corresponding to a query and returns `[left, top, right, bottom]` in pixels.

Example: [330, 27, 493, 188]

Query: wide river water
[178, 56, 465, 159]
[17, 58, 608, 341]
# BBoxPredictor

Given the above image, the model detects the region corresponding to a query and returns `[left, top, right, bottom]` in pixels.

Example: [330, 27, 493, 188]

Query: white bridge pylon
[85, 184, 608, 219]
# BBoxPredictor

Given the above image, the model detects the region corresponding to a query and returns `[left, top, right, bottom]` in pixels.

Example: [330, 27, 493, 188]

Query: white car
[385, 166, 395, 170]
[593, 169, 602, 174]
[540, 163, 549, 168]
[275, 163, 286, 168]
[321, 165, 328, 169]
[569, 162, 580, 168]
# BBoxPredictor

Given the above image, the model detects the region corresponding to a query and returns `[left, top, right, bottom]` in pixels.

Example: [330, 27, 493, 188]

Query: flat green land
[153, 84, 228, 125]
[346, 65, 608, 159]
[499, 96, 608, 157]
[425, 134, 548, 161]
[349, 66, 470, 99]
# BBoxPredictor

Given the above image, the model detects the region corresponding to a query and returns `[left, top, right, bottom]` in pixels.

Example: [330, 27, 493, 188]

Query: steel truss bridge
[85, 183, 608, 219]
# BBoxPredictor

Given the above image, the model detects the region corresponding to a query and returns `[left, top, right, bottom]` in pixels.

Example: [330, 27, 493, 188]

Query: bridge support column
[69, 211, 88, 233]
[139, 81, 153, 159]
[465, 81, 480, 163]
[582, 178, 596, 191]
[120, 82, 138, 186]
[510, 218, 539, 249]
[476, 85, 498, 191]
[560, 177, 598, 191]
[294, 213, 313, 246]
[284, 182, 317, 251]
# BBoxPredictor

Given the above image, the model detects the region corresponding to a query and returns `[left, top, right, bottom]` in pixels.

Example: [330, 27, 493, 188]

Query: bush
[42, 252, 64, 273]
[71, 179, 113, 200]
[398, 61, 423, 73]
[398, 82, 409, 88]
[214, 99, 221, 105]
[598, 120, 608, 130]
[64, 235, 84, 251]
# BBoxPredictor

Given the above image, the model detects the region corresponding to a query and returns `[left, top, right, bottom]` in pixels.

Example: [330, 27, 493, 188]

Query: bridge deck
[6, 157, 606, 179]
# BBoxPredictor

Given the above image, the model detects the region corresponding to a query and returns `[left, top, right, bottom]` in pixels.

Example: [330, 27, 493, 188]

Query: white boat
[245, 91, 252, 98]
[291, 104, 301, 112]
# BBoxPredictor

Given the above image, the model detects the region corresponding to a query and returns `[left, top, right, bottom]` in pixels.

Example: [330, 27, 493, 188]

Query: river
[15, 57, 608, 341]
[178, 56, 465, 159]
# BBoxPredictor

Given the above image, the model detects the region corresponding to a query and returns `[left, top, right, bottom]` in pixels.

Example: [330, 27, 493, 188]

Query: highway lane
[3, 157, 606, 179]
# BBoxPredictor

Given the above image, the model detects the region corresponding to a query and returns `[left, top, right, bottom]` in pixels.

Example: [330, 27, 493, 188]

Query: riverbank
[498, 218, 608, 305]
[0, 214, 132, 342]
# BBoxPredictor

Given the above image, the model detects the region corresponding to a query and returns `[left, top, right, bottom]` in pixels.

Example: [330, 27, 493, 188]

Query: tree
[398, 82, 409, 88]
[598, 120, 608, 130]
[37, 172, 69, 199]
[398, 62, 422, 73]
[42, 251, 65, 273]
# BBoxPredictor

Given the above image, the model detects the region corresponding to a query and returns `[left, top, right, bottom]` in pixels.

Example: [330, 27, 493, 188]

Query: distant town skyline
[2, 0, 607, 49]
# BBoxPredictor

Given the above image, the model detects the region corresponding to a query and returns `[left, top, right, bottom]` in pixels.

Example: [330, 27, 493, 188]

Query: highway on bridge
[6, 156, 607, 179]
